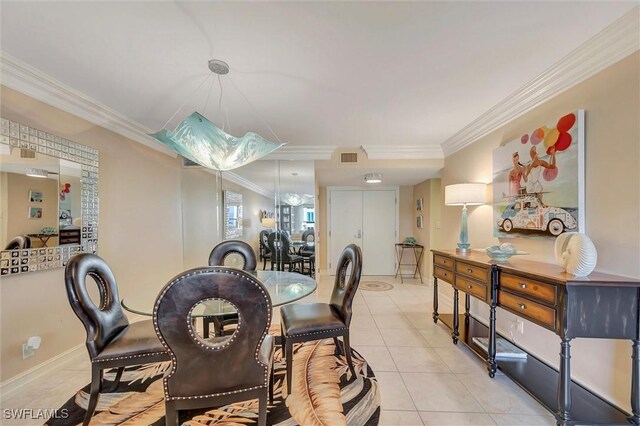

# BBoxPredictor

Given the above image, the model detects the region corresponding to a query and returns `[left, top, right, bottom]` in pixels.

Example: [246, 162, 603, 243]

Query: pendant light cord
[161, 73, 212, 130]
[227, 74, 284, 144]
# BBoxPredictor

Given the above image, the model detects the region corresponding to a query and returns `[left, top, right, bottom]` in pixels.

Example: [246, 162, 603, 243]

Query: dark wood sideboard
[431, 249, 640, 425]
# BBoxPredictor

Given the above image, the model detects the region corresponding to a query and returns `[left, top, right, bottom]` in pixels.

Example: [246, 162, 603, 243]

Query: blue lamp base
[456, 204, 471, 254]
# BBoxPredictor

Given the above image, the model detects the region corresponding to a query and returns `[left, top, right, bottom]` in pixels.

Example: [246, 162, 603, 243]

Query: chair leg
[165, 400, 178, 426]
[343, 332, 357, 379]
[203, 318, 210, 338]
[258, 391, 268, 426]
[110, 366, 125, 391]
[285, 340, 293, 395]
[269, 368, 274, 405]
[83, 365, 103, 426]
[333, 337, 342, 355]
[263, 257, 267, 270]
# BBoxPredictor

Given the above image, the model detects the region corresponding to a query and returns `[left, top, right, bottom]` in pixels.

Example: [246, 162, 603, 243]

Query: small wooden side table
[394, 243, 424, 283]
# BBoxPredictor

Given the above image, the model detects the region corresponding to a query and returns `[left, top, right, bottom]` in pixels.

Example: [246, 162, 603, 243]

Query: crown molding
[441, 7, 640, 157]
[361, 145, 443, 160]
[264, 145, 336, 160]
[223, 171, 274, 198]
[0, 52, 177, 157]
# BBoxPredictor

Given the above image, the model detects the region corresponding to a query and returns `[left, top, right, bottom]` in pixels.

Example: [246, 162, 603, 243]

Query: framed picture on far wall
[28, 207, 42, 219]
[416, 215, 424, 229]
[416, 198, 424, 211]
[29, 190, 43, 203]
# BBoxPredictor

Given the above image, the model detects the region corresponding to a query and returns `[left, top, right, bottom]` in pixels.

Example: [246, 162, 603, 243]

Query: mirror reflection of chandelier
[279, 193, 314, 207]
[152, 59, 284, 171]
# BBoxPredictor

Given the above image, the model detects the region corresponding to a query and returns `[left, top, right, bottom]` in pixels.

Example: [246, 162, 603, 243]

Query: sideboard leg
[631, 339, 640, 425]
[487, 301, 497, 378]
[464, 293, 471, 318]
[557, 337, 572, 422]
[452, 289, 459, 344]
[432, 277, 439, 323]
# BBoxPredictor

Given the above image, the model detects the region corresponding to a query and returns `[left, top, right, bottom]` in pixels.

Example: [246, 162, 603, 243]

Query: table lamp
[444, 183, 487, 254]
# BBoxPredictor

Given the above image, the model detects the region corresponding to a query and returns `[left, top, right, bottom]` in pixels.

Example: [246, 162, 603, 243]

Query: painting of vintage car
[497, 194, 577, 236]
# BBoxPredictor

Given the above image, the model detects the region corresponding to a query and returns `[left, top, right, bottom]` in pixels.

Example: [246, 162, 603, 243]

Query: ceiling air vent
[340, 152, 358, 163]
[182, 156, 202, 168]
[20, 149, 36, 159]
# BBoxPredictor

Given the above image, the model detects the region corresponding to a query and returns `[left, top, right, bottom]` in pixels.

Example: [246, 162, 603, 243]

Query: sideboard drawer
[499, 291, 556, 330]
[434, 266, 453, 283]
[434, 255, 454, 271]
[455, 275, 487, 301]
[500, 273, 556, 305]
[456, 261, 489, 283]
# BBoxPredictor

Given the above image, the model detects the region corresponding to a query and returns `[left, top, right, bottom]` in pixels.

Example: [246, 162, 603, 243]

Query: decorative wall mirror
[223, 190, 243, 240]
[0, 118, 99, 276]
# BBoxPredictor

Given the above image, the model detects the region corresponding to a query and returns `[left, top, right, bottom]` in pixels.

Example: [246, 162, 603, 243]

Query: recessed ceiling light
[365, 173, 382, 184]
[25, 168, 49, 178]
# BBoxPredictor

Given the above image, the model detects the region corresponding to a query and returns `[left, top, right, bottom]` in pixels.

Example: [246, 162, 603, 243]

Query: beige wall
[439, 52, 639, 411]
[5, 173, 59, 247]
[0, 86, 185, 381]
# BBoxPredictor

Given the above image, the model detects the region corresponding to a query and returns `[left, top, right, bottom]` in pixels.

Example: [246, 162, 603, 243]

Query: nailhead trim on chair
[283, 327, 348, 338]
[87, 271, 109, 310]
[152, 268, 272, 399]
[92, 351, 168, 363]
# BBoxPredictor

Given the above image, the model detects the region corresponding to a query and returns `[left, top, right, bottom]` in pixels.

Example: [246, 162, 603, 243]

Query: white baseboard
[0, 344, 84, 402]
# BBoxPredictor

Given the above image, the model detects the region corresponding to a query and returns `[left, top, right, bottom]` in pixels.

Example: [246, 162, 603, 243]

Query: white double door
[328, 188, 397, 275]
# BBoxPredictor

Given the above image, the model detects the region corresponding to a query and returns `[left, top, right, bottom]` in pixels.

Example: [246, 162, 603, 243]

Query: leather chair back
[208, 240, 257, 271]
[329, 244, 363, 327]
[259, 230, 271, 254]
[65, 254, 129, 359]
[153, 267, 272, 398]
[267, 230, 295, 262]
[301, 228, 315, 243]
[4, 235, 31, 250]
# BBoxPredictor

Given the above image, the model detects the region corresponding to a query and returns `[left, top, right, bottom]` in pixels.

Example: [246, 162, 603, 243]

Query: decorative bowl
[485, 244, 522, 261]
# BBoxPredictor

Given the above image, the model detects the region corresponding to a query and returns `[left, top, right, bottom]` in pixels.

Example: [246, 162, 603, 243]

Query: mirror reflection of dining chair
[280, 244, 362, 393]
[205, 240, 257, 338]
[259, 230, 272, 270]
[297, 228, 315, 276]
[154, 267, 274, 426]
[4, 235, 31, 250]
[268, 230, 304, 272]
[64, 254, 170, 426]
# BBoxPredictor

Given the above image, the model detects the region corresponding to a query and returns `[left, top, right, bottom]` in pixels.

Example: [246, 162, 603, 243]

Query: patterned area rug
[46, 336, 380, 425]
[360, 281, 394, 292]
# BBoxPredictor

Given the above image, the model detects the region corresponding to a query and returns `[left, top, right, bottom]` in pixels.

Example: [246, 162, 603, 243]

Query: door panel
[329, 191, 362, 272]
[362, 190, 396, 275]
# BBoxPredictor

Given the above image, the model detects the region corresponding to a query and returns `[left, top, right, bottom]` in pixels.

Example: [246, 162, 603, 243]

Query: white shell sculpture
[554, 232, 598, 277]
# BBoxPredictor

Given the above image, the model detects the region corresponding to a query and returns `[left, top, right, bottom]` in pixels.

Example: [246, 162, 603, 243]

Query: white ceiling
[0, 1, 636, 187]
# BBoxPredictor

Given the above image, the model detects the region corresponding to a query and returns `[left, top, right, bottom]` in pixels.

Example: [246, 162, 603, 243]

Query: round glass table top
[121, 270, 317, 317]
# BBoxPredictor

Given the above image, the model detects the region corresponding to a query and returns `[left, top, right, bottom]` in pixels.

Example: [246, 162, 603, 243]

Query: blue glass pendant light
[152, 59, 284, 171]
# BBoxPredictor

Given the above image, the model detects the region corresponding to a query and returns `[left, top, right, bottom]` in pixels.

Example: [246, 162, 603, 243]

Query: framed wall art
[492, 110, 585, 239]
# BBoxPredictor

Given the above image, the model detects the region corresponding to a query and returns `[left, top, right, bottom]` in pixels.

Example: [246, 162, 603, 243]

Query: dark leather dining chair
[280, 244, 362, 393]
[268, 230, 304, 272]
[65, 253, 170, 426]
[4, 235, 31, 250]
[154, 267, 275, 426]
[297, 228, 315, 276]
[205, 240, 257, 337]
[259, 230, 272, 270]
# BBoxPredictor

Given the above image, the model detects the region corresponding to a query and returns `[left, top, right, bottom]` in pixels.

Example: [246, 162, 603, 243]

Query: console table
[431, 249, 639, 425]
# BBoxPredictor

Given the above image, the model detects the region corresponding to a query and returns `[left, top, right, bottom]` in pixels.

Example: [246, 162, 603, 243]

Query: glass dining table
[121, 269, 317, 317]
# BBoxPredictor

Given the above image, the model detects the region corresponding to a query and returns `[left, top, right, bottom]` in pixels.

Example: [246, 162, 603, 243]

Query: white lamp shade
[445, 183, 487, 206]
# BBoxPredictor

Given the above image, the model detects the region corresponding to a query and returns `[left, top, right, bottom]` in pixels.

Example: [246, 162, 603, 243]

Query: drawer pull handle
[467, 268, 473, 273]
[519, 282, 527, 289]
[517, 303, 527, 310]
[443, 273, 447, 276]
[466, 284, 472, 289]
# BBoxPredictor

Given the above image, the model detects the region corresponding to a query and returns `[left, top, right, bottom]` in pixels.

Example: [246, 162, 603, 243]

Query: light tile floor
[0, 273, 555, 425]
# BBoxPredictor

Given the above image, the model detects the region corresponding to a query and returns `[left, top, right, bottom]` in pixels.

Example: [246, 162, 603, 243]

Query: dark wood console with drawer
[431, 249, 640, 425]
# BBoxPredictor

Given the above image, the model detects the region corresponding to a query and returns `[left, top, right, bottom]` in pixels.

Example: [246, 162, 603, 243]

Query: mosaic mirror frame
[0, 118, 99, 276]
